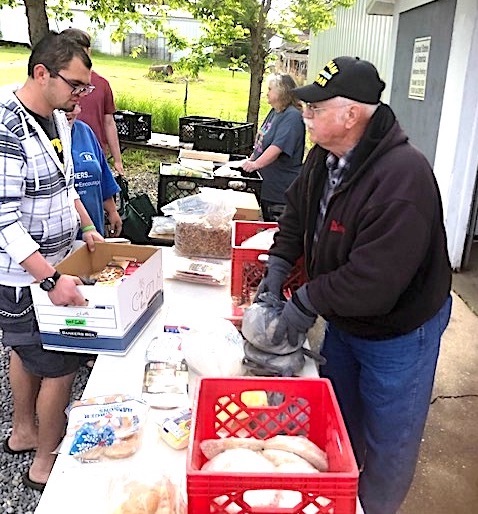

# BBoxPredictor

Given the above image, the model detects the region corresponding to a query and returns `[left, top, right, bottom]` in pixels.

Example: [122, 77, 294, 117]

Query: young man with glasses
[255, 56, 452, 514]
[46, 68, 96, 96]
[0, 31, 103, 491]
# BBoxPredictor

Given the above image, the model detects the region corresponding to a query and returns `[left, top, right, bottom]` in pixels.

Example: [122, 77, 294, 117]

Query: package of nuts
[175, 220, 232, 258]
[162, 188, 236, 259]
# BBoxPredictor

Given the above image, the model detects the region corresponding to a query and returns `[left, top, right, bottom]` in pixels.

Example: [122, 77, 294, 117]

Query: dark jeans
[320, 295, 452, 514]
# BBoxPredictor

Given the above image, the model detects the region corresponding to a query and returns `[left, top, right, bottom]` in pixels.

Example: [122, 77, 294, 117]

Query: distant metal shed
[307, 0, 394, 101]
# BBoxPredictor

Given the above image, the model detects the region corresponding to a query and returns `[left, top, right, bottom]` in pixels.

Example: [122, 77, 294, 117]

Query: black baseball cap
[293, 56, 385, 105]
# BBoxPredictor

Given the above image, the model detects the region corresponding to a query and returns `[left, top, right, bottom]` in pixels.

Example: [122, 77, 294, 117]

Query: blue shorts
[0, 284, 81, 378]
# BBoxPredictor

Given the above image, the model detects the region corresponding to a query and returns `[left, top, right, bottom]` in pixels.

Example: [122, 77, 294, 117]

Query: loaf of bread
[115, 477, 179, 514]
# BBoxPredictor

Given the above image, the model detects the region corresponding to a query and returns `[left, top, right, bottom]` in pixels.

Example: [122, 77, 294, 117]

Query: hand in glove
[254, 255, 293, 302]
[272, 284, 318, 348]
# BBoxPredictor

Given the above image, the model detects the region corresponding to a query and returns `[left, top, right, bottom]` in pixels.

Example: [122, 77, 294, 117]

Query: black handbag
[116, 175, 158, 244]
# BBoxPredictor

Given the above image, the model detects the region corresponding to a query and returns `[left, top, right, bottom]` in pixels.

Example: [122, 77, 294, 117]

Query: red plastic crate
[187, 377, 359, 514]
[231, 221, 307, 315]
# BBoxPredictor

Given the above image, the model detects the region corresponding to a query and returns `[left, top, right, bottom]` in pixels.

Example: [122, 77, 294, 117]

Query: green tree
[168, 0, 356, 129]
[0, 0, 166, 47]
[0, 0, 355, 128]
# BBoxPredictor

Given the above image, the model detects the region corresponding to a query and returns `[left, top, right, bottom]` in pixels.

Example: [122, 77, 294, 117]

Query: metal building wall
[308, 0, 394, 101]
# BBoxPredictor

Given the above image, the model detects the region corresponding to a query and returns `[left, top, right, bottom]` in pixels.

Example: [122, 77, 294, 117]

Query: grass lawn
[0, 46, 277, 178]
[0, 46, 270, 128]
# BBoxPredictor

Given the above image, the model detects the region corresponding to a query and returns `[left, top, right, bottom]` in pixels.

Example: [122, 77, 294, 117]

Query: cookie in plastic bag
[110, 473, 186, 514]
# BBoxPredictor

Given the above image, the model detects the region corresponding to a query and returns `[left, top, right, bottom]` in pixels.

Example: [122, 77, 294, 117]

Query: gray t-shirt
[252, 105, 305, 204]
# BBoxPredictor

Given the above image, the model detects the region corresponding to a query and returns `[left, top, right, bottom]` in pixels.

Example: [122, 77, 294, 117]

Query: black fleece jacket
[270, 104, 452, 339]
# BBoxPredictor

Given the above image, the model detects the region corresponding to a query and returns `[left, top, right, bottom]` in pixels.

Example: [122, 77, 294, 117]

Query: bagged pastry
[109, 473, 186, 514]
[59, 394, 148, 462]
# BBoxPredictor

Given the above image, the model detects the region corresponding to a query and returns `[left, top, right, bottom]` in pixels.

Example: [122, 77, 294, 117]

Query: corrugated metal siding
[308, 0, 394, 100]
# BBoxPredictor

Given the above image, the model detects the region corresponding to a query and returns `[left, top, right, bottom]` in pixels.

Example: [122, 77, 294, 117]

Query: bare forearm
[243, 145, 282, 172]
[20, 251, 87, 306]
[20, 251, 56, 282]
[104, 114, 124, 173]
[103, 197, 117, 218]
[74, 198, 94, 229]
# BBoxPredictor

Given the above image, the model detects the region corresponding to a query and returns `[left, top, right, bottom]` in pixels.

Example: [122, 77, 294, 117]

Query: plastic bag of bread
[110, 474, 186, 514]
[58, 394, 149, 462]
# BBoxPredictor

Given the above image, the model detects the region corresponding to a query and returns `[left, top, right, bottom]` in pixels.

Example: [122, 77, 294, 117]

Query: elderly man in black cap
[255, 56, 452, 513]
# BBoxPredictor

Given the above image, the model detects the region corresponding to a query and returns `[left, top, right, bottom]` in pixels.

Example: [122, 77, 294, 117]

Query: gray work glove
[254, 255, 293, 301]
[272, 284, 318, 348]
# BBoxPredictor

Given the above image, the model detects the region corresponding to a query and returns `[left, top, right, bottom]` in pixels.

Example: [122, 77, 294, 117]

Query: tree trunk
[247, 27, 267, 134]
[24, 0, 49, 47]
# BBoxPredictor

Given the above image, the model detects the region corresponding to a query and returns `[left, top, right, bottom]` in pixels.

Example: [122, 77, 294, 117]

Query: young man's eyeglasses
[47, 68, 95, 96]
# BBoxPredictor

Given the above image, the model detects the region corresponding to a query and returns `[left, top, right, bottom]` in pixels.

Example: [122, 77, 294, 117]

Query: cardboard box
[229, 191, 261, 221]
[30, 243, 164, 355]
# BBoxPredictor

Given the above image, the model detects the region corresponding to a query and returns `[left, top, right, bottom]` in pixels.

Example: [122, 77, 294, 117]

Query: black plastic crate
[193, 120, 254, 154]
[157, 164, 262, 211]
[179, 116, 219, 143]
[114, 110, 152, 142]
[158, 174, 214, 211]
[213, 170, 262, 200]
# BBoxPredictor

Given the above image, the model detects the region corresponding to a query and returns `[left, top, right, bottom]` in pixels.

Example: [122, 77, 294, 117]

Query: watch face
[40, 277, 55, 292]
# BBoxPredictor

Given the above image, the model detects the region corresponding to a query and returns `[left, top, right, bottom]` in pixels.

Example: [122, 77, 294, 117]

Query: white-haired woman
[243, 73, 305, 221]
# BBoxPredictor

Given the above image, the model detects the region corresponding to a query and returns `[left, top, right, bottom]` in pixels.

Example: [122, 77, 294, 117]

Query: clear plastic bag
[151, 216, 176, 235]
[161, 189, 236, 258]
[173, 257, 228, 285]
[59, 394, 149, 463]
[108, 470, 187, 514]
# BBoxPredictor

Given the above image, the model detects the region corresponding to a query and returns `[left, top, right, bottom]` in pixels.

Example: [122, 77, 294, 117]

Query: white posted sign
[408, 37, 431, 100]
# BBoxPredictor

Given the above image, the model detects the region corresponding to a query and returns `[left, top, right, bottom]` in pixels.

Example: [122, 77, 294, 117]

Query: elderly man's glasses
[301, 101, 353, 115]
[47, 67, 95, 96]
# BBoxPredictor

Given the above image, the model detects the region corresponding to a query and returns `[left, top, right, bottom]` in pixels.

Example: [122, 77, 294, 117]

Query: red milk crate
[231, 221, 307, 315]
[187, 377, 359, 514]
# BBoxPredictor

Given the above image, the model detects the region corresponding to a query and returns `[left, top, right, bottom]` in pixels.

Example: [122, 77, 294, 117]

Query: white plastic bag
[180, 317, 245, 376]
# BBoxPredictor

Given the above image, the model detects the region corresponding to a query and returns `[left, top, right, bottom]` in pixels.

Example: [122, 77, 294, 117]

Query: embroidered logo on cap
[315, 60, 339, 87]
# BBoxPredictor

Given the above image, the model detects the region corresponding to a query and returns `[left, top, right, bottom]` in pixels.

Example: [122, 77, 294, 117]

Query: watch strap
[40, 271, 61, 291]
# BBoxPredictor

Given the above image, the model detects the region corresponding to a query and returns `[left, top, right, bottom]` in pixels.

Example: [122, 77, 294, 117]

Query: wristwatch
[39, 271, 62, 292]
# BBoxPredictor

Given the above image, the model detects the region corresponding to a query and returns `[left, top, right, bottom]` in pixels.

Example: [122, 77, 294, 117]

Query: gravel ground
[0, 346, 92, 513]
[126, 170, 159, 210]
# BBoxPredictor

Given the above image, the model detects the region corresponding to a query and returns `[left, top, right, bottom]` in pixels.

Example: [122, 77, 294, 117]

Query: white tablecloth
[35, 248, 363, 513]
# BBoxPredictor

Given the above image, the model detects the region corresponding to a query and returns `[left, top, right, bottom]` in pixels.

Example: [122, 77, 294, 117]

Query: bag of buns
[58, 394, 148, 462]
[110, 475, 186, 514]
